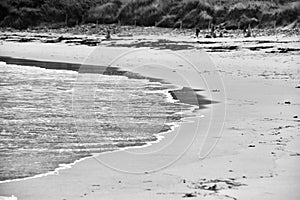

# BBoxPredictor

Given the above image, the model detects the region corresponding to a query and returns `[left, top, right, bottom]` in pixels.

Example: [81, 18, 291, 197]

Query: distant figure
[195, 28, 200, 38]
[219, 30, 223, 37]
[245, 24, 252, 37]
[211, 24, 215, 34]
[216, 26, 223, 37]
[243, 27, 247, 35]
[210, 24, 216, 38]
[106, 29, 111, 40]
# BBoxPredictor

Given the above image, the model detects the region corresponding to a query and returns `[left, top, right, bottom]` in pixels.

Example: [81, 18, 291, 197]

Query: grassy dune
[0, 0, 299, 29]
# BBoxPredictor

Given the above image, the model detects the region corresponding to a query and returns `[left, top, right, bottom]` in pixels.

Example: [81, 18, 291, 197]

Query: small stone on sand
[183, 193, 197, 198]
[208, 184, 217, 191]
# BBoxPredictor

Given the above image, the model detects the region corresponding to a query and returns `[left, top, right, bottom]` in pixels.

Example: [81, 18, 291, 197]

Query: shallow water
[0, 62, 192, 181]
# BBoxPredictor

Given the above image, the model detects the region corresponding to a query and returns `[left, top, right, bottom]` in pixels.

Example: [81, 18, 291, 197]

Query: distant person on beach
[106, 29, 111, 40]
[216, 26, 223, 37]
[211, 24, 216, 38]
[245, 24, 252, 37]
[243, 27, 247, 35]
[219, 31, 223, 37]
[196, 28, 200, 38]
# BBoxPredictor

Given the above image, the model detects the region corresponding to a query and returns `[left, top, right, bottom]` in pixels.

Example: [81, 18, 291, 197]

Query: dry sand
[0, 32, 299, 200]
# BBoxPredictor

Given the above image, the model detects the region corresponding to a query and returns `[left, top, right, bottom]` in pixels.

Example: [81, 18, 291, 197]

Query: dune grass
[0, 0, 299, 29]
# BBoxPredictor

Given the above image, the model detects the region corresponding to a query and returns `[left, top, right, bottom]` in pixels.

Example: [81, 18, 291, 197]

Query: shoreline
[0, 57, 205, 183]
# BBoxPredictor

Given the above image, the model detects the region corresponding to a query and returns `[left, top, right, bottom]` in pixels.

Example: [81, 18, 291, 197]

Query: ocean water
[0, 62, 192, 182]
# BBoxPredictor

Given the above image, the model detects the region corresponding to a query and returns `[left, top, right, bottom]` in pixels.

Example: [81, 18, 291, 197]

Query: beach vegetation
[0, 0, 299, 30]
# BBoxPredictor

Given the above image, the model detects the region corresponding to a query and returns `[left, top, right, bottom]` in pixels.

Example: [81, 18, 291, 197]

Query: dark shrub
[156, 15, 177, 28]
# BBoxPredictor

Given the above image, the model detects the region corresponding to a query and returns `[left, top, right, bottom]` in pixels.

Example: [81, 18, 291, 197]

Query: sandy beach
[0, 30, 299, 200]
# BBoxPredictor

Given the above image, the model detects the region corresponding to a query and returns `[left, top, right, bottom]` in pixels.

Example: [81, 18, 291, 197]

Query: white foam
[0, 195, 18, 200]
[0, 155, 94, 184]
